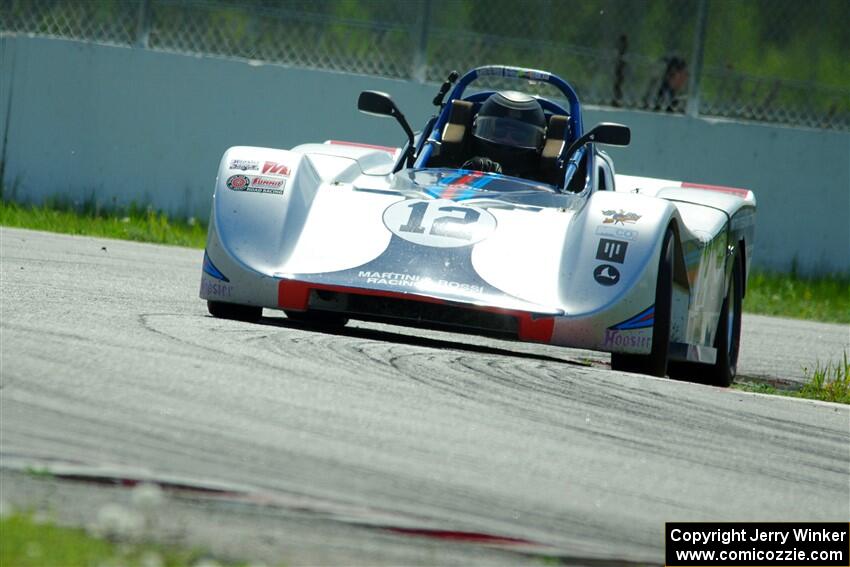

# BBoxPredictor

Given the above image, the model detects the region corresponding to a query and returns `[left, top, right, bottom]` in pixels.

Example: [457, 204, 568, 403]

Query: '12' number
[398, 202, 481, 241]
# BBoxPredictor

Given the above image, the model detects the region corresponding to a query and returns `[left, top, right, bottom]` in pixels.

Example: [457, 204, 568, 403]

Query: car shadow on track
[251, 314, 592, 368]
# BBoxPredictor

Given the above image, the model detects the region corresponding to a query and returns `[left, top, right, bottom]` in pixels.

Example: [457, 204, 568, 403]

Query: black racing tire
[668, 251, 743, 387]
[284, 310, 349, 328]
[207, 301, 262, 322]
[611, 228, 674, 377]
[705, 252, 743, 386]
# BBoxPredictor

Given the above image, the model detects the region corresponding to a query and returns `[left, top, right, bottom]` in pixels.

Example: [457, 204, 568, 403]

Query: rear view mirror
[357, 90, 415, 168]
[564, 122, 631, 161]
[587, 123, 631, 146]
[358, 91, 397, 117]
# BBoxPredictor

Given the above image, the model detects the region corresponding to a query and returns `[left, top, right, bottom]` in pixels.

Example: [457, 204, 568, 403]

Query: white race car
[200, 65, 756, 386]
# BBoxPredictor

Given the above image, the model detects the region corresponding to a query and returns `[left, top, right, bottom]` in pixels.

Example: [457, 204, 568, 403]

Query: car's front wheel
[668, 251, 743, 387]
[207, 301, 262, 322]
[610, 228, 674, 377]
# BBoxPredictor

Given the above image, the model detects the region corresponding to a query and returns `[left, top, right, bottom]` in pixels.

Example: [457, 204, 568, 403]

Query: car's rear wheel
[284, 310, 349, 328]
[704, 252, 743, 386]
[611, 229, 674, 377]
[207, 301, 262, 322]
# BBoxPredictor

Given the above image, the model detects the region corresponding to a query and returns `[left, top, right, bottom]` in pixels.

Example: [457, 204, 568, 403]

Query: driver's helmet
[470, 91, 547, 175]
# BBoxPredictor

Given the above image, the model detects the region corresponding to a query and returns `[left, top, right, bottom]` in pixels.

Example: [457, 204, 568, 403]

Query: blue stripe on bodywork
[609, 305, 654, 330]
[436, 172, 465, 185]
[470, 176, 495, 189]
[203, 251, 229, 282]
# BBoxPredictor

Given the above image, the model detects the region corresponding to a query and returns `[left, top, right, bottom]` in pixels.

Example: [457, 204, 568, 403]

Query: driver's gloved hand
[461, 157, 503, 174]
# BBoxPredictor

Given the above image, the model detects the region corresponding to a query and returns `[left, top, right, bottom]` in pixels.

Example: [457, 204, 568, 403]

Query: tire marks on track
[3, 228, 848, 565]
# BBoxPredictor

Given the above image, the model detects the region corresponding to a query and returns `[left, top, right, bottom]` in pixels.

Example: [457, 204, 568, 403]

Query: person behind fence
[651, 56, 689, 112]
[461, 91, 547, 178]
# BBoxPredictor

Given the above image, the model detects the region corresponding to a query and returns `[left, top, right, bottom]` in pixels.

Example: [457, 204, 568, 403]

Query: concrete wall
[1, 36, 848, 274]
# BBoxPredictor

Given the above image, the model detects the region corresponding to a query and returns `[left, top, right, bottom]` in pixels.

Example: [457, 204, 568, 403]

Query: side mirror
[564, 122, 630, 161]
[358, 90, 397, 117]
[357, 90, 416, 167]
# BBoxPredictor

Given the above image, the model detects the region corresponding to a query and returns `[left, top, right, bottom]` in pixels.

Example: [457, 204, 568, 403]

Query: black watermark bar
[666, 523, 849, 566]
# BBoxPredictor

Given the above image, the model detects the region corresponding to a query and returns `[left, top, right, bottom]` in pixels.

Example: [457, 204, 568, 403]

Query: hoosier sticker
[604, 329, 651, 351]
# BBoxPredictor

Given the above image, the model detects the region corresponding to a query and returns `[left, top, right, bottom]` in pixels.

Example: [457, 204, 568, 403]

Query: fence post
[685, 0, 708, 117]
[135, 0, 152, 48]
[411, 0, 431, 83]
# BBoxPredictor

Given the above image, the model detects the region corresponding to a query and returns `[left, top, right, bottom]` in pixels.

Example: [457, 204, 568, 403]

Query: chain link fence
[2, 0, 848, 130]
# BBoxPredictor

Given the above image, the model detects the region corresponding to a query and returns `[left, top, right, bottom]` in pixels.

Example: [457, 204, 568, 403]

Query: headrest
[547, 115, 569, 140]
[441, 100, 474, 145]
[541, 114, 569, 160]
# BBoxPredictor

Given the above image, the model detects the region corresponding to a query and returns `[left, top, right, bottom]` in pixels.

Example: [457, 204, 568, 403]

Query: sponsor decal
[596, 238, 628, 264]
[226, 174, 286, 195]
[383, 198, 497, 248]
[605, 306, 654, 351]
[229, 159, 259, 171]
[261, 161, 290, 176]
[250, 176, 284, 189]
[602, 209, 641, 225]
[595, 225, 638, 241]
[609, 305, 654, 330]
[227, 174, 250, 190]
[357, 271, 484, 294]
[604, 329, 651, 350]
[202, 251, 229, 282]
[200, 278, 233, 298]
[593, 264, 620, 286]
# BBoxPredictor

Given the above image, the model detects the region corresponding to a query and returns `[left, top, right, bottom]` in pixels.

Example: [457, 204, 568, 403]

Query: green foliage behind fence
[2, 0, 847, 128]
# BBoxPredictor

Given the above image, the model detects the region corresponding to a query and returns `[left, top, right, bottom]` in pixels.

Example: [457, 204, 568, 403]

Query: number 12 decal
[399, 202, 481, 241]
[383, 199, 497, 248]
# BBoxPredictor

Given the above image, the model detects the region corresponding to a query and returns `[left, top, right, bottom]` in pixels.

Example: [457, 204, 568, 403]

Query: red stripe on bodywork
[681, 182, 749, 197]
[451, 174, 479, 186]
[277, 280, 554, 343]
[327, 140, 399, 155]
[440, 173, 480, 200]
[440, 186, 460, 200]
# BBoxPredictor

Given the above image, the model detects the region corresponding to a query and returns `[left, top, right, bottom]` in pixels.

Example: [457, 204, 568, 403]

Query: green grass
[798, 352, 850, 404]
[745, 271, 850, 324]
[1, 199, 848, 323]
[0, 199, 207, 248]
[734, 352, 850, 404]
[0, 512, 242, 567]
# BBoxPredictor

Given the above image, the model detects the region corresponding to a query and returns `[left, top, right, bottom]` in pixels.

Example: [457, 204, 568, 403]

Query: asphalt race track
[2, 227, 848, 565]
